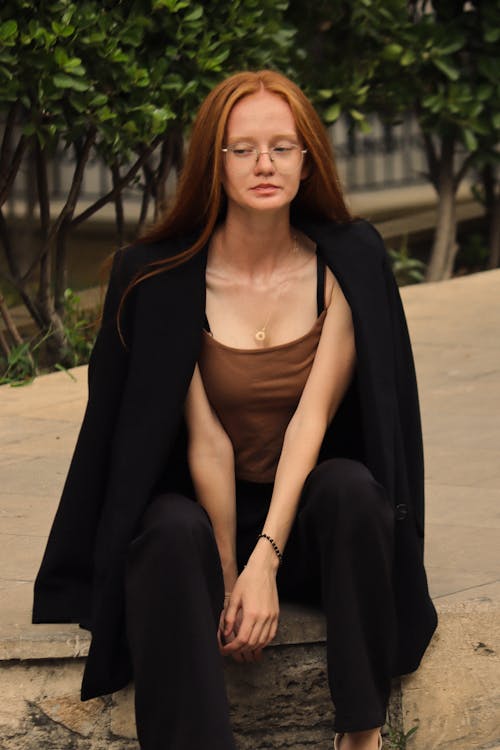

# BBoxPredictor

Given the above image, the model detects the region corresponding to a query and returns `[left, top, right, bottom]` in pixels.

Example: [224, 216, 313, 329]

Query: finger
[227, 613, 257, 650]
[242, 617, 269, 651]
[224, 598, 241, 636]
[255, 620, 272, 650]
[268, 617, 279, 643]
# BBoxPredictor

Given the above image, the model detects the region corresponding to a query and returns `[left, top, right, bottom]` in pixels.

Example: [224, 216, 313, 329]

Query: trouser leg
[124, 492, 236, 750]
[278, 458, 397, 733]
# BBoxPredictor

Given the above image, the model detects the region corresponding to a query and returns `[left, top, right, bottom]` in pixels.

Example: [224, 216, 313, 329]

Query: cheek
[221, 170, 241, 199]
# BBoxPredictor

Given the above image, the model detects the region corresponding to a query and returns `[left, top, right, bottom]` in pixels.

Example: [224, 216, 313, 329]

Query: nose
[254, 150, 275, 173]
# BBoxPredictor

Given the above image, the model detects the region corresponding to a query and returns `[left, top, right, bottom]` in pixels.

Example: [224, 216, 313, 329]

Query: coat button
[395, 503, 408, 521]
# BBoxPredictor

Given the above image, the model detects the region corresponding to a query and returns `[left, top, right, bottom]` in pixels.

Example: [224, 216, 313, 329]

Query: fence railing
[5, 113, 430, 219]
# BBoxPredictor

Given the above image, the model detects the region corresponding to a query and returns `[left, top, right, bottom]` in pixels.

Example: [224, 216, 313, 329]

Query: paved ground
[0, 268, 499, 650]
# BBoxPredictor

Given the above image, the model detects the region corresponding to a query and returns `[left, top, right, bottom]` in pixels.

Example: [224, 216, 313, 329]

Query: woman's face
[221, 89, 306, 217]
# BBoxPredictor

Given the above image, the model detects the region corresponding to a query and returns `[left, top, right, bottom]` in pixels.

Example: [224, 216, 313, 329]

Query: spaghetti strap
[316, 253, 326, 315]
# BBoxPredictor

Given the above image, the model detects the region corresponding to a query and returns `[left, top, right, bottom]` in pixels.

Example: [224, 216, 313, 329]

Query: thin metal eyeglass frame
[221, 145, 308, 173]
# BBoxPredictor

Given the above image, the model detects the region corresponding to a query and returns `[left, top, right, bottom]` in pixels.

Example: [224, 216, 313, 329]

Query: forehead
[226, 90, 297, 137]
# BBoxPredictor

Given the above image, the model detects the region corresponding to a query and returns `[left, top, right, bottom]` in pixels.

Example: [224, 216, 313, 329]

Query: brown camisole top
[197, 253, 328, 483]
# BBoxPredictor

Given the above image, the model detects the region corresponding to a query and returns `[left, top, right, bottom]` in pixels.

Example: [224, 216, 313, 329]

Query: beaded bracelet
[257, 533, 283, 566]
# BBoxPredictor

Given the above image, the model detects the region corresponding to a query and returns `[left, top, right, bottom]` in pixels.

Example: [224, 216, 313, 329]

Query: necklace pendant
[255, 329, 266, 343]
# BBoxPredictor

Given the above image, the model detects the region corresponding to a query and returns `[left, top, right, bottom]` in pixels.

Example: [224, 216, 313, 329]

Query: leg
[279, 458, 396, 735]
[124, 492, 236, 750]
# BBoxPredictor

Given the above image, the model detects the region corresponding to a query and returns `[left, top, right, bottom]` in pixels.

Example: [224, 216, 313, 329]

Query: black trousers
[124, 458, 397, 749]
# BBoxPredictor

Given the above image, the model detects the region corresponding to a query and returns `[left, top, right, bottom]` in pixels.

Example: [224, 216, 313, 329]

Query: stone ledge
[1, 598, 499, 749]
[0, 602, 326, 662]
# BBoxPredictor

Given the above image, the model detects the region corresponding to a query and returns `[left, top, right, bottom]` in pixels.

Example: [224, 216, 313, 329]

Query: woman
[33, 70, 438, 750]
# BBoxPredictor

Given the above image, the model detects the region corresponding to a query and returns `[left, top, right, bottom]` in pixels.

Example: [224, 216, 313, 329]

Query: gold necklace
[254, 234, 298, 344]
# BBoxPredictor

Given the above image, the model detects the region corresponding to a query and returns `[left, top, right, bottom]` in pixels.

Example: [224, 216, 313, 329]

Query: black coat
[32, 219, 438, 701]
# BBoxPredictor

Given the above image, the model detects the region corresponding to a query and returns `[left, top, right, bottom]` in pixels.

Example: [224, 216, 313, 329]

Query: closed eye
[231, 148, 254, 156]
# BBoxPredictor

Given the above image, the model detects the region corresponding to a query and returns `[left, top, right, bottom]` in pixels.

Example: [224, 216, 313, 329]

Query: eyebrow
[227, 133, 299, 142]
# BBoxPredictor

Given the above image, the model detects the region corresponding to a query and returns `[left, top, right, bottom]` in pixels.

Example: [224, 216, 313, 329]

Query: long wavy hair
[117, 69, 352, 340]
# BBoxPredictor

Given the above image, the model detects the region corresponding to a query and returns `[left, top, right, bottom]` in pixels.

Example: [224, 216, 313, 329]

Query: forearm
[249, 415, 327, 570]
[188, 444, 237, 573]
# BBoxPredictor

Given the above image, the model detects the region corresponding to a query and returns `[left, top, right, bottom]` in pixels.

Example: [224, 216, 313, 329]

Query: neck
[212, 206, 295, 280]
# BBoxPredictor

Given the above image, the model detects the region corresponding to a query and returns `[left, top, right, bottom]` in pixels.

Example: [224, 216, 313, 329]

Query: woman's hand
[217, 543, 280, 663]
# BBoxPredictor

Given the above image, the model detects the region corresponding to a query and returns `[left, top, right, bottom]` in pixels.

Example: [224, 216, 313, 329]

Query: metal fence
[332, 112, 428, 191]
[6, 112, 429, 215]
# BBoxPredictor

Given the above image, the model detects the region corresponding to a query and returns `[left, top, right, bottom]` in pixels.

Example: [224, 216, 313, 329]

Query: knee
[133, 493, 212, 552]
[304, 458, 393, 528]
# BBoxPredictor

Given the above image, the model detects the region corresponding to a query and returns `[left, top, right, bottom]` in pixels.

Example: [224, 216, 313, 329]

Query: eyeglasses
[221, 144, 307, 175]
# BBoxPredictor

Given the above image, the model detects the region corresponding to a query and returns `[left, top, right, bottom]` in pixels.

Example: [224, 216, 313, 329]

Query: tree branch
[35, 139, 50, 241]
[0, 101, 22, 178]
[20, 128, 97, 283]
[0, 205, 20, 279]
[0, 135, 29, 208]
[54, 216, 70, 315]
[0, 265, 45, 331]
[71, 134, 163, 227]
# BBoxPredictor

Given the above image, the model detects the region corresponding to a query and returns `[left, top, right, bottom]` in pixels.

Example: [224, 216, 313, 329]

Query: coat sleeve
[32, 248, 135, 625]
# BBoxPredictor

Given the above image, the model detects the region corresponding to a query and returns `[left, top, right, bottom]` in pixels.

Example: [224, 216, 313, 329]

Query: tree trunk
[153, 126, 184, 220]
[425, 136, 459, 281]
[137, 164, 152, 235]
[54, 218, 70, 316]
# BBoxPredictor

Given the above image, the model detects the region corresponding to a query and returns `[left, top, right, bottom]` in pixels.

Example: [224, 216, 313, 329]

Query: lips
[251, 183, 280, 190]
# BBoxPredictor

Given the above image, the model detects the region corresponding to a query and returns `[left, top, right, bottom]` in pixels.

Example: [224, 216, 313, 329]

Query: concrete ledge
[1, 597, 499, 749]
[0, 603, 402, 750]
[0, 601, 327, 662]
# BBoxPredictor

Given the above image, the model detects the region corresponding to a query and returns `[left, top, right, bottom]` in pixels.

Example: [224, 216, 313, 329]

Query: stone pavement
[1, 269, 499, 748]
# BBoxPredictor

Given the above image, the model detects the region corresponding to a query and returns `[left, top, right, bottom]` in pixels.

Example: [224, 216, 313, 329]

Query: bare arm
[254, 275, 356, 567]
[222, 274, 356, 656]
[184, 364, 238, 588]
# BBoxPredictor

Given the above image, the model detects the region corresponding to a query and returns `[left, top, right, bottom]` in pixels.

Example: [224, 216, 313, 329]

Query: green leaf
[381, 43, 403, 62]
[59, 25, 75, 38]
[433, 58, 459, 81]
[438, 39, 465, 55]
[324, 102, 341, 122]
[64, 57, 83, 70]
[184, 5, 204, 22]
[52, 73, 89, 92]
[359, 118, 372, 135]
[400, 50, 415, 66]
[349, 108, 364, 122]
[0, 20, 18, 42]
[477, 84, 493, 101]
[89, 93, 108, 107]
[54, 46, 68, 66]
[484, 28, 500, 44]
[0, 64, 13, 81]
[96, 105, 115, 121]
[463, 129, 477, 152]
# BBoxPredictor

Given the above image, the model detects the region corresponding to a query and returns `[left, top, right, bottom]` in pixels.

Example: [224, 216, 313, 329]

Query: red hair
[117, 70, 352, 342]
